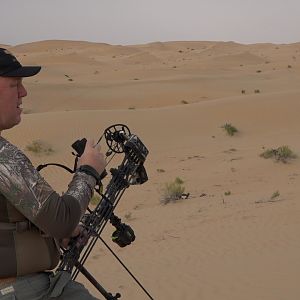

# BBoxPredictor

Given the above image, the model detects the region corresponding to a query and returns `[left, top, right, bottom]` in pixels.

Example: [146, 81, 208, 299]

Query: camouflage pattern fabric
[0, 136, 96, 220]
[0, 136, 97, 277]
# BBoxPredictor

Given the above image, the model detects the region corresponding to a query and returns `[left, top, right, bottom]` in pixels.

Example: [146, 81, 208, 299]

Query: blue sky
[1, 0, 299, 45]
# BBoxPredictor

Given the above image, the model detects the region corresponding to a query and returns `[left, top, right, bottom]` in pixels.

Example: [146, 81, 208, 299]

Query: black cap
[0, 48, 41, 77]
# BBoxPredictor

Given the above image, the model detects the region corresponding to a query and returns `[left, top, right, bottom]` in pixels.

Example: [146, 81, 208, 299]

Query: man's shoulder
[0, 136, 30, 165]
[0, 136, 54, 219]
[0, 136, 18, 152]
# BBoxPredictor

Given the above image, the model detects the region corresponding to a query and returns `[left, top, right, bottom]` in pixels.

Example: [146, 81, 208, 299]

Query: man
[0, 48, 105, 299]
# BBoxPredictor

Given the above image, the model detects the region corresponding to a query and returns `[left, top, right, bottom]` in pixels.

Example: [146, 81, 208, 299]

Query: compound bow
[37, 124, 153, 300]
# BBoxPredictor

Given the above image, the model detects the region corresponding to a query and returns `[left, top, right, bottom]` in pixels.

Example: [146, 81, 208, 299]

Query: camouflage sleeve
[0, 137, 96, 238]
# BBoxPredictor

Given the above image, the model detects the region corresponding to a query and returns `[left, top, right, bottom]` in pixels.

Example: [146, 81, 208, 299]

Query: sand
[3, 40, 300, 299]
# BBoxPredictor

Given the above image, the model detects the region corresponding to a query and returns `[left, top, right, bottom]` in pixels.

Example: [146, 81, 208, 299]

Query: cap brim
[4, 66, 41, 77]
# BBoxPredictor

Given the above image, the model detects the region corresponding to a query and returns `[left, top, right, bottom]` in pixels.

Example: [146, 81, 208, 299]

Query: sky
[1, 0, 299, 46]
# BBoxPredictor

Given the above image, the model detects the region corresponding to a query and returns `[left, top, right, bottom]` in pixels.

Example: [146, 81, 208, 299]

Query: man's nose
[18, 83, 27, 98]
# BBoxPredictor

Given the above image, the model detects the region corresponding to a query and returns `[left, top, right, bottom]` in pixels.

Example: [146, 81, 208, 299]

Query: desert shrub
[260, 145, 296, 163]
[157, 168, 165, 173]
[270, 191, 280, 200]
[181, 100, 189, 104]
[161, 177, 185, 204]
[221, 123, 238, 136]
[254, 89, 260, 93]
[224, 191, 231, 196]
[25, 140, 54, 155]
[241, 90, 246, 94]
[124, 212, 133, 220]
[255, 190, 281, 204]
[260, 149, 275, 159]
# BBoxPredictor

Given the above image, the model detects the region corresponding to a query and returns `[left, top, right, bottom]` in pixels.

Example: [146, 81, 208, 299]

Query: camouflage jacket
[0, 136, 96, 277]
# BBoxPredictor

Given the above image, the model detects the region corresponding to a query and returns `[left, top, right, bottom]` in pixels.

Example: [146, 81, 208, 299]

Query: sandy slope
[3, 40, 300, 300]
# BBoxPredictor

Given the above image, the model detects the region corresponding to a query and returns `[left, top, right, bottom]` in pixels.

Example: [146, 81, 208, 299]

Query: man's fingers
[85, 138, 95, 147]
[85, 138, 101, 151]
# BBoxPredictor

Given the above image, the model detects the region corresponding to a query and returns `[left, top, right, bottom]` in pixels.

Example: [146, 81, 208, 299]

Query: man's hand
[61, 225, 89, 249]
[77, 139, 106, 175]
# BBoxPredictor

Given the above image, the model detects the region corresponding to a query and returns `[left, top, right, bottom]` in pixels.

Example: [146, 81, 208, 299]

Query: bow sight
[37, 124, 153, 300]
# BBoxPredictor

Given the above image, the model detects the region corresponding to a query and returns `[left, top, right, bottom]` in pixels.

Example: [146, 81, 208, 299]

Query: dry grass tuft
[25, 140, 54, 156]
[161, 177, 185, 205]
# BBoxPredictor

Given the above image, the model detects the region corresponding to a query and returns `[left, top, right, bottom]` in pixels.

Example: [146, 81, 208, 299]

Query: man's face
[0, 77, 27, 131]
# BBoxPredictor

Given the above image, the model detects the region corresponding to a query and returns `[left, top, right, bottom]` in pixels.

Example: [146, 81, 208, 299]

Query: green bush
[260, 146, 296, 163]
[161, 177, 185, 204]
[221, 123, 238, 136]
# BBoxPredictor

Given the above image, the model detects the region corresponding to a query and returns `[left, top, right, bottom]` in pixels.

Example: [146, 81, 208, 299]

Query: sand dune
[3, 40, 300, 300]
[7, 40, 299, 115]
